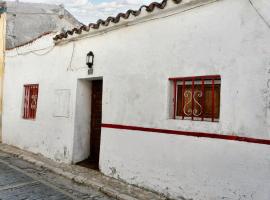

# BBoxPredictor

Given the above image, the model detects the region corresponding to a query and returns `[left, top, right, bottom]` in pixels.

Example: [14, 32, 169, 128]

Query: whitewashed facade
[3, 0, 270, 199]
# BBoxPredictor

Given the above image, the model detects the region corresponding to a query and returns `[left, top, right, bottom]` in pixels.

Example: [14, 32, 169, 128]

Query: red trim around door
[101, 123, 270, 145]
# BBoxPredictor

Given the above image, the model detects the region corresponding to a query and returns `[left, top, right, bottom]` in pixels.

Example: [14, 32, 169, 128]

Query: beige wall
[0, 12, 6, 141]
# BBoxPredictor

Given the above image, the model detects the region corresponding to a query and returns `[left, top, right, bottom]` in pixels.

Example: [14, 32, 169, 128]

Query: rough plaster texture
[73, 80, 92, 163]
[3, 33, 77, 163]
[3, 0, 270, 199]
[100, 128, 270, 200]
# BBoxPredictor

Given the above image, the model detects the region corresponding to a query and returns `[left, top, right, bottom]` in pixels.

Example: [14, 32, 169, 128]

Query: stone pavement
[0, 151, 112, 200]
[0, 144, 168, 200]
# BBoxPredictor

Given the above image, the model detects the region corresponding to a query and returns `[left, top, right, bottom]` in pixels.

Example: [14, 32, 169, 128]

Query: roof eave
[54, 0, 219, 45]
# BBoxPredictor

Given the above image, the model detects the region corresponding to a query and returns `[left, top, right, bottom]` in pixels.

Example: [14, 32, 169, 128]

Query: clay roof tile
[53, 0, 182, 41]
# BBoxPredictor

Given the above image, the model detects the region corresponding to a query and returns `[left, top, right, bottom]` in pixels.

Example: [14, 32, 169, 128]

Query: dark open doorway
[77, 80, 103, 170]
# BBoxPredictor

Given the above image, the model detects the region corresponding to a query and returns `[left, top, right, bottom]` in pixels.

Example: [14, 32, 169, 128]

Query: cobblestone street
[0, 151, 113, 200]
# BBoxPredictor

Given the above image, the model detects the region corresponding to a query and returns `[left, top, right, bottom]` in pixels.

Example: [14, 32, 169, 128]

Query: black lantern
[86, 51, 94, 68]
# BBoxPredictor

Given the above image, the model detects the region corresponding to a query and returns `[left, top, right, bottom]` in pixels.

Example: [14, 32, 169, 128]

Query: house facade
[0, 1, 81, 141]
[2, 0, 270, 199]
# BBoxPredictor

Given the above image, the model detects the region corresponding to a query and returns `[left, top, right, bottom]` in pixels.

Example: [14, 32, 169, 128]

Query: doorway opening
[76, 79, 103, 170]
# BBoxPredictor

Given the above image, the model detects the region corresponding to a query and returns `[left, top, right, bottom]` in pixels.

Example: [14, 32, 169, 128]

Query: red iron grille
[23, 84, 39, 119]
[169, 75, 221, 122]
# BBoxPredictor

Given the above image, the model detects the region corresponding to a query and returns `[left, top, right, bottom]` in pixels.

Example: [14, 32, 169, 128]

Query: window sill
[174, 116, 219, 122]
[22, 118, 37, 121]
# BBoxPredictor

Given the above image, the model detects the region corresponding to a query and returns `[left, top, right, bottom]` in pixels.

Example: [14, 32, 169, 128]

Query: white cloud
[66, 0, 153, 24]
[7, 0, 153, 24]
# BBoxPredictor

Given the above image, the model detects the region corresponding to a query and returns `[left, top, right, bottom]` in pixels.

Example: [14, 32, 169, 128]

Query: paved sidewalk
[0, 151, 112, 200]
[0, 143, 167, 200]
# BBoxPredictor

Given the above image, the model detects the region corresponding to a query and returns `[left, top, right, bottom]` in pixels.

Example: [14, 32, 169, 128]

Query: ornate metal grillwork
[170, 75, 221, 122]
[23, 84, 39, 119]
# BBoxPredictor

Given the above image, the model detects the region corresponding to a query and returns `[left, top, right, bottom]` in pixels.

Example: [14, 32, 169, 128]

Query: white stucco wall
[3, 34, 78, 163]
[3, 0, 270, 199]
[100, 128, 270, 200]
[73, 79, 92, 163]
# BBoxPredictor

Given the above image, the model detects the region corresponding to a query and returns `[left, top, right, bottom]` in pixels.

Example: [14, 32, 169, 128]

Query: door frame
[72, 77, 103, 165]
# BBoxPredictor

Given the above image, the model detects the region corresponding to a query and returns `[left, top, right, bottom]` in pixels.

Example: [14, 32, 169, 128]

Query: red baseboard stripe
[101, 123, 270, 145]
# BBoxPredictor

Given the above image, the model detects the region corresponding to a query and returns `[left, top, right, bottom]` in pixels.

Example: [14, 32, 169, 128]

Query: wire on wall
[31, 46, 55, 56]
[249, 0, 270, 30]
[6, 45, 55, 57]
[67, 42, 75, 71]
[7, 12, 60, 16]
[66, 42, 88, 71]
[6, 41, 80, 73]
[6, 39, 80, 73]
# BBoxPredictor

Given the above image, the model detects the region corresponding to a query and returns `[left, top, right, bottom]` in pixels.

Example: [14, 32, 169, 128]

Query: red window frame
[23, 84, 39, 119]
[169, 75, 221, 122]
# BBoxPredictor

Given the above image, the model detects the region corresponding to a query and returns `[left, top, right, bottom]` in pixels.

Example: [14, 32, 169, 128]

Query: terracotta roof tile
[53, 0, 182, 41]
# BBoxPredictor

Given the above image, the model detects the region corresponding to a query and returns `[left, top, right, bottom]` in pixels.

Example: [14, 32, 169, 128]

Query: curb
[19, 154, 131, 200]
[0, 145, 168, 200]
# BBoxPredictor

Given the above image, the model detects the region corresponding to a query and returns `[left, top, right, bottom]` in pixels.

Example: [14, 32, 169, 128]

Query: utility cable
[248, 0, 270, 30]
[67, 42, 75, 71]
[7, 12, 60, 16]
[6, 45, 55, 57]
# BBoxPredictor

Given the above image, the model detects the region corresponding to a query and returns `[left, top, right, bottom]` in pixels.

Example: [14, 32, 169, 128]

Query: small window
[23, 84, 39, 119]
[170, 75, 221, 122]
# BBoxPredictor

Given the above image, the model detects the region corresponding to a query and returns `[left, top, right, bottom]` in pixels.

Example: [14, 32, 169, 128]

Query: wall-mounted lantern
[86, 51, 94, 68]
[86, 51, 94, 75]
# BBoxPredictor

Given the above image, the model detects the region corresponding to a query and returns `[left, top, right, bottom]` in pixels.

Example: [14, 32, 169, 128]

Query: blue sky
[8, 0, 153, 24]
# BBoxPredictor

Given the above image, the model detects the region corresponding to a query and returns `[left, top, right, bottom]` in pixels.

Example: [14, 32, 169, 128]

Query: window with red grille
[23, 84, 39, 119]
[170, 75, 221, 122]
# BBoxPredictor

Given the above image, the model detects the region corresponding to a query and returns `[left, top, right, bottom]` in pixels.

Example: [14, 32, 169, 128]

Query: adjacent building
[0, 2, 6, 142]
[6, 1, 82, 49]
[2, 0, 270, 199]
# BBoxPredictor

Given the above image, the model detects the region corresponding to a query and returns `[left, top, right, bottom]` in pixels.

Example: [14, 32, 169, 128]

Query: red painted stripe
[101, 123, 270, 145]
